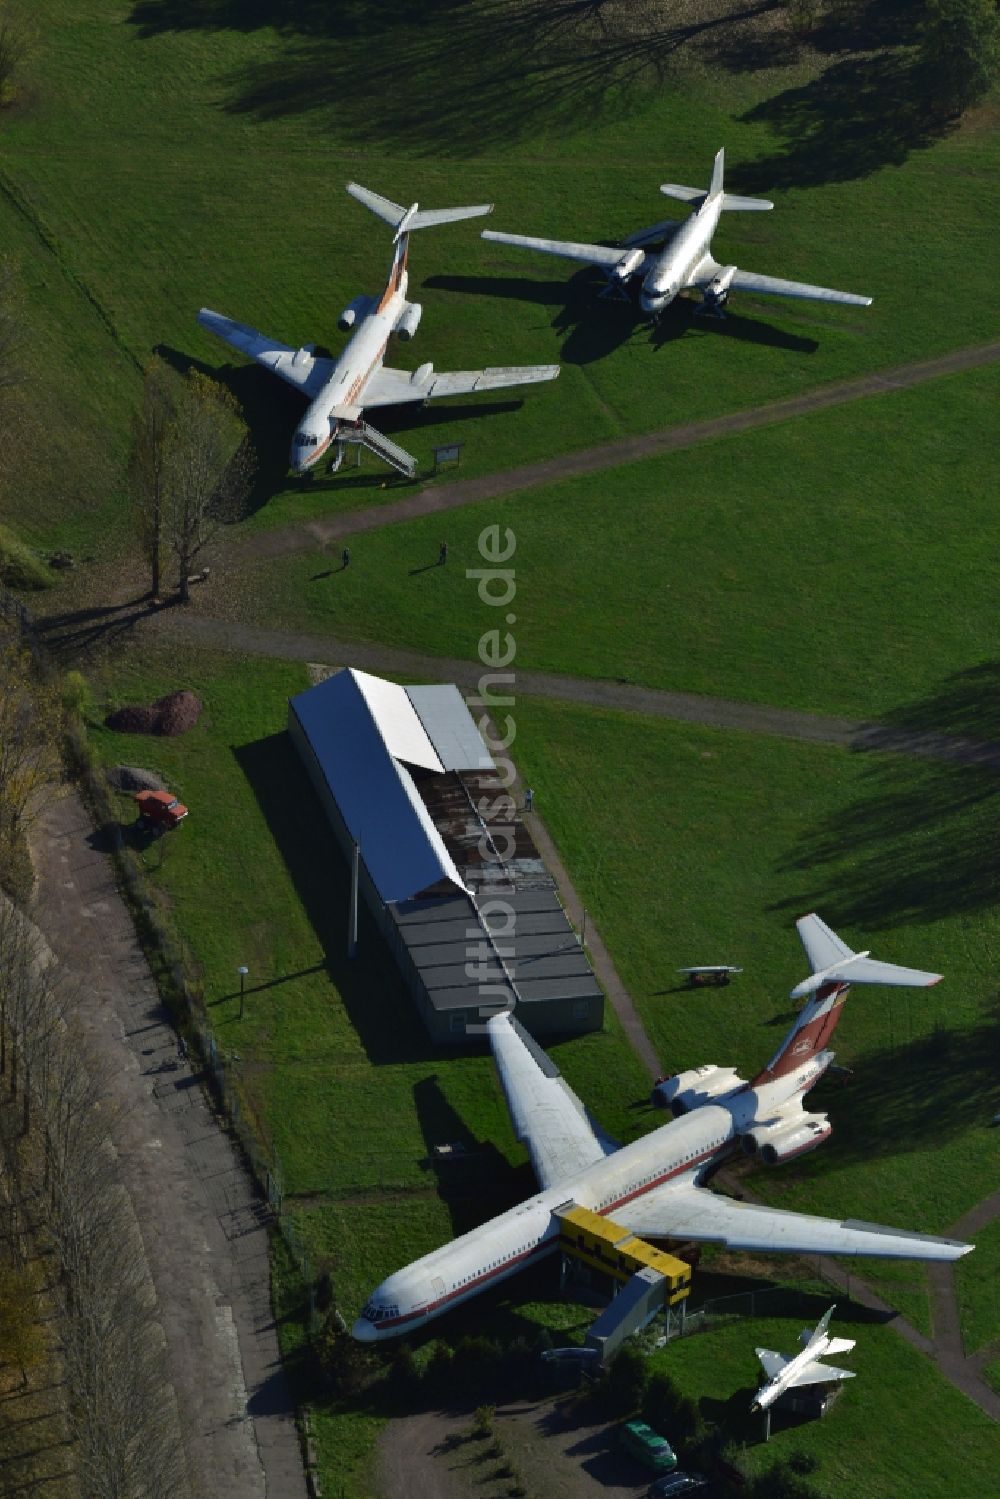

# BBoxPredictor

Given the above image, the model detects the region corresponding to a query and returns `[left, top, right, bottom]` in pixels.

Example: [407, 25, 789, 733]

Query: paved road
[238, 340, 1000, 562]
[30, 793, 309, 1499]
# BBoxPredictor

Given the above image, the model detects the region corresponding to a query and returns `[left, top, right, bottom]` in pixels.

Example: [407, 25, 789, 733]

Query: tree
[920, 0, 1000, 115]
[602, 1344, 648, 1416]
[128, 357, 176, 599]
[0, 643, 62, 900]
[0, 6, 28, 111]
[162, 370, 255, 602]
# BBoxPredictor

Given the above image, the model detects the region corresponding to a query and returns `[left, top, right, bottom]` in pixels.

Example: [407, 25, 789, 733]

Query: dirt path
[238, 339, 1000, 562]
[144, 609, 1000, 770]
[29, 792, 309, 1499]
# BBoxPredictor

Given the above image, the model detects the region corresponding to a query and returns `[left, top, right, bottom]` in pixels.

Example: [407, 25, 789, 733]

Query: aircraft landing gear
[327, 442, 346, 475]
[695, 291, 728, 321]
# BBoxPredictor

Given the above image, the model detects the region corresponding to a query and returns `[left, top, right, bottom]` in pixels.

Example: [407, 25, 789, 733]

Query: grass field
[509, 697, 1000, 1324]
[955, 1215, 1000, 1356]
[648, 1296, 1000, 1498]
[251, 359, 1000, 722]
[13, 2, 1000, 1494]
[3, 0, 1000, 569]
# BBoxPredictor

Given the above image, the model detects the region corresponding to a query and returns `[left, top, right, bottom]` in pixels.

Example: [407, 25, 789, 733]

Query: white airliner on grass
[751, 1304, 857, 1412]
[198, 185, 559, 478]
[354, 915, 969, 1342]
[483, 149, 872, 320]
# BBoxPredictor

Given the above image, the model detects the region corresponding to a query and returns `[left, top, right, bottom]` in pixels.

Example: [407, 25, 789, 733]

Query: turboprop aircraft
[198, 185, 559, 479]
[353, 915, 970, 1341]
[751, 1304, 856, 1412]
[482, 149, 872, 320]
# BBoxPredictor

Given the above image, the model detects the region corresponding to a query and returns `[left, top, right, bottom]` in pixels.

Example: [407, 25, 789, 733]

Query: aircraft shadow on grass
[425, 271, 819, 365]
[413, 1074, 531, 1238]
[775, 662, 1000, 931]
[156, 342, 524, 509]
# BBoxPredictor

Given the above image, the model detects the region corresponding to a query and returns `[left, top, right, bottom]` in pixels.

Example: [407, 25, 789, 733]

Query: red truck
[134, 789, 188, 832]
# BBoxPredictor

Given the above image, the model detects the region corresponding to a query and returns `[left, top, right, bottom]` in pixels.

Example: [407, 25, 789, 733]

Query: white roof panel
[407, 684, 495, 772]
[289, 669, 466, 904]
[352, 669, 443, 771]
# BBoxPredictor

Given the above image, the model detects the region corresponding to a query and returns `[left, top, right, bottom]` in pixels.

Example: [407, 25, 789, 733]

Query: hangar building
[288, 668, 603, 1044]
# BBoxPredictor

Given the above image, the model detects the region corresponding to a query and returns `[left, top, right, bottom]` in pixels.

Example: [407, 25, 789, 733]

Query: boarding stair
[334, 421, 417, 478]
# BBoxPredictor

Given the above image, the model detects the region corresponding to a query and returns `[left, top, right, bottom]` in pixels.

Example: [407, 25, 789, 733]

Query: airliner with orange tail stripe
[353, 915, 969, 1342]
[198, 184, 559, 477]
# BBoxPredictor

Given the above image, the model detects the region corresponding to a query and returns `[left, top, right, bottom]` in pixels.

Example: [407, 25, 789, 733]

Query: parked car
[134, 789, 188, 833]
[619, 1420, 678, 1473]
[648, 1471, 710, 1497]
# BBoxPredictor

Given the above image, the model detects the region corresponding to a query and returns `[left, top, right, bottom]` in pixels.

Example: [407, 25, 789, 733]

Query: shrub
[472, 1403, 495, 1438]
[602, 1344, 648, 1416]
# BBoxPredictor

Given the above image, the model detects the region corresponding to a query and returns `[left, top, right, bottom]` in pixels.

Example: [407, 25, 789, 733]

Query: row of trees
[0, 894, 190, 1497]
[0, 640, 61, 901]
[129, 358, 255, 602]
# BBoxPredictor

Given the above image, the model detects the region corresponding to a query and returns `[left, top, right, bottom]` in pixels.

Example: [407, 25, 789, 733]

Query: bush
[919, 0, 1000, 115]
[602, 1344, 648, 1416]
[472, 1403, 495, 1438]
[0, 524, 50, 590]
[789, 1450, 820, 1476]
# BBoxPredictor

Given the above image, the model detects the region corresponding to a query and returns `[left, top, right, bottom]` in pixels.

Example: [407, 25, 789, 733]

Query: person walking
[438, 540, 449, 565]
[342, 546, 351, 569]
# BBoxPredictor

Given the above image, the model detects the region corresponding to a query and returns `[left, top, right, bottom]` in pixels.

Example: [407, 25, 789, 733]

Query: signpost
[432, 441, 464, 473]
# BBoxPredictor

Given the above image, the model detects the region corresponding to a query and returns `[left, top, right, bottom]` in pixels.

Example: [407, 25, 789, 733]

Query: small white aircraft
[198, 185, 559, 478]
[482, 149, 872, 321]
[353, 915, 969, 1342]
[751, 1304, 856, 1412]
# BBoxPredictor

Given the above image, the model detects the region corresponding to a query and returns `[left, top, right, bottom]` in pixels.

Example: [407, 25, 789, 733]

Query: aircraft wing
[363, 364, 559, 408]
[487, 1012, 615, 1190]
[788, 1359, 856, 1387]
[610, 1184, 973, 1261]
[482, 229, 631, 272]
[756, 1349, 789, 1381]
[198, 308, 334, 395]
[726, 269, 872, 307]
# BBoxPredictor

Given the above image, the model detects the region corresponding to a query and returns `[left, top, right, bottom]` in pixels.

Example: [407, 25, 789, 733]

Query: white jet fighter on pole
[751, 1305, 857, 1412]
[353, 915, 969, 1342]
[483, 149, 871, 321]
[198, 185, 559, 479]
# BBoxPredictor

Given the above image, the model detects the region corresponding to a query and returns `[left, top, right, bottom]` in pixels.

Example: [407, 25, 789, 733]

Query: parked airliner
[483, 149, 871, 320]
[354, 915, 969, 1342]
[198, 184, 559, 478]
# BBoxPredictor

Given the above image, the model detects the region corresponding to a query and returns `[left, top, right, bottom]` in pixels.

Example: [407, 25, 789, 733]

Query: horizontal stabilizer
[824, 1336, 857, 1357]
[348, 183, 492, 234]
[791, 915, 941, 999]
[659, 183, 705, 205]
[721, 192, 773, 212]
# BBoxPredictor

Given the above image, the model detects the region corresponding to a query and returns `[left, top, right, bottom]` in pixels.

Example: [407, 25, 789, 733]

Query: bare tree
[162, 370, 254, 603]
[129, 357, 176, 600]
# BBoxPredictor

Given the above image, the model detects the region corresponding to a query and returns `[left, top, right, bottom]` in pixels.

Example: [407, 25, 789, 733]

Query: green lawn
[650, 1300, 1000, 1499]
[251, 360, 1000, 722]
[4, 0, 1000, 570]
[954, 1215, 1000, 1356]
[509, 697, 1000, 1324]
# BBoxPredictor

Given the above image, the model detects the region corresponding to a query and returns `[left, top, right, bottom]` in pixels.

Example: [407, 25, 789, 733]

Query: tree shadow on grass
[731, 50, 956, 192]
[774, 663, 1000, 931]
[233, 730, 440, 1066]
[760, 1007, 1000, 1187]
[212, 1, 783, 154]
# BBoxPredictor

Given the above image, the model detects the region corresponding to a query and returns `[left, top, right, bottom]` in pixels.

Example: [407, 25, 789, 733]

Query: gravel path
[238, 340, 1000, 562]
[30, 793, 309, 1499]
[144, 609, 1000, 769]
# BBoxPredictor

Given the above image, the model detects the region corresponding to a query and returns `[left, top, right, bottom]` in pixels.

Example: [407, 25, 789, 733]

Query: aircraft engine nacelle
[741, 1113, 831, 1165]
[704, 264, 737, 303]
[337, 294, 372, 332]
[653, 1064, 743, 1116]
[614, 248, 645, 282]
[395, 302, 423, 341]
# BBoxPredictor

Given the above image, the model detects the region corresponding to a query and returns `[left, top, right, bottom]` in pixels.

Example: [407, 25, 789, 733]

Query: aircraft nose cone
[352, 1317, 377, 1343]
